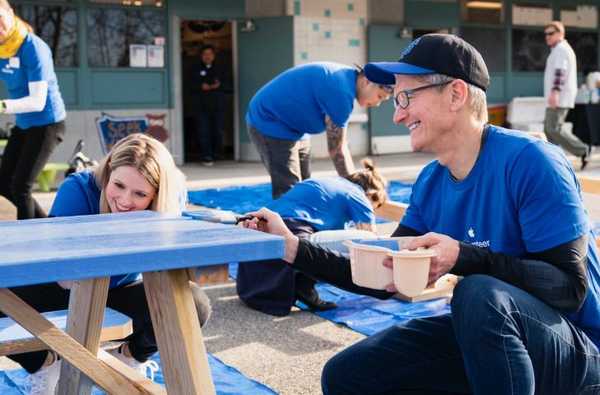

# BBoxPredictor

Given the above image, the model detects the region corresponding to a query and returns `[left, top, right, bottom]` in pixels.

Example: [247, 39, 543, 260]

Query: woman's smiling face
[105, 165, 156, 213]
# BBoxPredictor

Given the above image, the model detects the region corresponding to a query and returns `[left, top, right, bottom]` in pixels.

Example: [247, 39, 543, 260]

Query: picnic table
[0, 211, 284, 394]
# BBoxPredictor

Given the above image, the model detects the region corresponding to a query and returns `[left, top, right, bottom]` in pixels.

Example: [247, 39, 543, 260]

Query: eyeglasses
[393, 81, 453, 109]
[544, 30, 558, 36]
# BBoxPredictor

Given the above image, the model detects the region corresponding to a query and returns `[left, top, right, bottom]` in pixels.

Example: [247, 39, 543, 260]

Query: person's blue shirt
[49, 170, 141, 289]
[266, 177, 374, 231]
[401, 125, 600, 347]
[246, 62, 357, 141]
[0, 33, 65, 129]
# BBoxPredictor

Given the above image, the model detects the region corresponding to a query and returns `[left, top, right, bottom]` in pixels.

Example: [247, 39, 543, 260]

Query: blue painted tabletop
[0, 211, 284, 288]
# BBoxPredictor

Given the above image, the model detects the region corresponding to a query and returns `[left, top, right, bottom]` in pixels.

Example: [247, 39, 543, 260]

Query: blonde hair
[94, 133, 185, 215]
[345, 158, 388, 208]
[545, 21, 565, 35]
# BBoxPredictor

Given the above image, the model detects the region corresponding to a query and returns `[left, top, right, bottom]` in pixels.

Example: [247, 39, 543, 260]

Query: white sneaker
[107, 345, 159, 381]
[28, 359, 61, 395]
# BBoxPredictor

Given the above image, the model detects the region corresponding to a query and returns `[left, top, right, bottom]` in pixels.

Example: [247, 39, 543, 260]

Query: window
[512, 29, 548, 72]
[460, 0, 504, 25]
[89, 0, 164, 7]
[14, 4, 78, 67]
[566, 31, 598, 74]
[87, 7, 165, 67]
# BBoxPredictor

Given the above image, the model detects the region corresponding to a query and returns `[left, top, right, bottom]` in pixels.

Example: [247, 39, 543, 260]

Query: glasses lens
[545, 30, 556, 36]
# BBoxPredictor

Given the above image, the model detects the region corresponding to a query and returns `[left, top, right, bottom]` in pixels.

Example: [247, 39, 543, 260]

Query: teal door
[367, 25, 412, 153]
[236, 16, 295, 154]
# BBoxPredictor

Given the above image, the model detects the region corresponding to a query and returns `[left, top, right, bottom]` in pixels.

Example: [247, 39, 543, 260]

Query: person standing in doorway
[194, 44, 225, 166]
[246, 62, 392, 199]
[0, 0, 66, 219]
[543, 21, 590, 170]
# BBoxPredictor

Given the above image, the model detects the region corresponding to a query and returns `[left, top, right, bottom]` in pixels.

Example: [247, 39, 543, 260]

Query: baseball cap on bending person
[363, 34, 490, 91]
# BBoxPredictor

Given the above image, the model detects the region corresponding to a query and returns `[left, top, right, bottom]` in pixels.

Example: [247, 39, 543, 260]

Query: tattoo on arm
[325, 116, 355, 176]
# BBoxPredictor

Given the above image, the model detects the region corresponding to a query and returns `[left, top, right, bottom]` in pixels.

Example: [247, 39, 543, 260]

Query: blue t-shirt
[49, 171, 141, 288]
[401, 125, 600, 346]
[246, 62, 357, 141]
[0, 33, 65, 129]
[266, 177, 374, 231]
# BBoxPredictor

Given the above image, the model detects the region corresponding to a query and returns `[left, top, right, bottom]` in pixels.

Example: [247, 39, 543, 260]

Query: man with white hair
[243, 34, 600, 394]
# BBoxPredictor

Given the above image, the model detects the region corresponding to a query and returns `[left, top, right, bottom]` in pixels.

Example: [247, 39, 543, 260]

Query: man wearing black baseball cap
[239, 34, 600, 395]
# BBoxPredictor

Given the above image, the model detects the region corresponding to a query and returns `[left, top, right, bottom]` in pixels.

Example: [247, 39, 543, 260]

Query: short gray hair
[414, 74, 488, 123]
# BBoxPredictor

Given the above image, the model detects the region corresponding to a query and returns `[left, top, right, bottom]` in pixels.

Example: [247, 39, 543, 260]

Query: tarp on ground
[187, 181, 413, 217]
[0, 352, 276, 395]
[229, 263, 450, 337]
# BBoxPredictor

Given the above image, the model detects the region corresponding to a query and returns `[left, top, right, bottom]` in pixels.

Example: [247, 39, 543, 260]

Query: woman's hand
[239, 208, 299, 263]
[406, 232, 459, 284]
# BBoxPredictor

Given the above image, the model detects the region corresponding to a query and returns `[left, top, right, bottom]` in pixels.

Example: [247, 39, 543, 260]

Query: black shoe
[295, 287, 337, 311]
[582, 149, 590, 171]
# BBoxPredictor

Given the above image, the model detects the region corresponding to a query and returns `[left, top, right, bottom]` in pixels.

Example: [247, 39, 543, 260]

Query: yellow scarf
[0, 17, 28, 59]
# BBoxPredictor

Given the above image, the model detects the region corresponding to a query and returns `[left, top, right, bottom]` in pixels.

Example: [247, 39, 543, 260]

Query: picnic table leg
[57, 277, 110, 395]
[0, 288, 160, 394]
[143, 269, 216, 395]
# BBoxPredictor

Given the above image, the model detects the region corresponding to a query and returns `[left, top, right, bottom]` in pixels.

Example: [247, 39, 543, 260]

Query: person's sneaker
[28, 358, 61, 395]
[107, 344, 159, 381]
[201, 160, 214, 167]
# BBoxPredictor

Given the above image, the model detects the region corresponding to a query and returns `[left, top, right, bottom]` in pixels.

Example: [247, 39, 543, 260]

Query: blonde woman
[7, 134, 211, 395]
[0, 0, 67, 219]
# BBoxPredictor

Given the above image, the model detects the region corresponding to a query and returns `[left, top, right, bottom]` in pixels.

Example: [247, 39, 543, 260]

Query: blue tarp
[229, 263, 450, 337]
[187, 180, 413, 215]
[0, 352, 275, 395]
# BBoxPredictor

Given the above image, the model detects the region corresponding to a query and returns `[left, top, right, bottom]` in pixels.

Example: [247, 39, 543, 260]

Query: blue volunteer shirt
[246, 62, 357, 141]
[49, 171, 141, 289]
[266, 177, 375, 231]
[401, 125, 600, 346]
[0, 33, 65, 129]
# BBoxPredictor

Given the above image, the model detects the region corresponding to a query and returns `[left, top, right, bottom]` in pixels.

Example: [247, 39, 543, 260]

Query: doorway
[181, 20, 235, 163]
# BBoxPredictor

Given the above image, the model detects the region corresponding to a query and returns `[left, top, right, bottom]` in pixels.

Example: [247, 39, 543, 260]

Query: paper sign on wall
[129, 44, 147, 67]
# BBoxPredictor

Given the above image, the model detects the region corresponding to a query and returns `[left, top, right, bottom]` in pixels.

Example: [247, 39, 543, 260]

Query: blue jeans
[322, 275, 600, 395]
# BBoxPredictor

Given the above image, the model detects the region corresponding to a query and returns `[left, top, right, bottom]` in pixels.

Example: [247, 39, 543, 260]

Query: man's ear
[448, 79, 469, 112]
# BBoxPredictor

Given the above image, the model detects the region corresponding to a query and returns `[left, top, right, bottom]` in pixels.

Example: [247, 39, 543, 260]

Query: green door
[236, 16, 295, 153]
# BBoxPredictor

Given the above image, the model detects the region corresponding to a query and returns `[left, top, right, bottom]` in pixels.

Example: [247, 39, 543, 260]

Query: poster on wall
[147, 45, 164, 68]
[96, 113, 169, 154]
[129, 44, 147, 67]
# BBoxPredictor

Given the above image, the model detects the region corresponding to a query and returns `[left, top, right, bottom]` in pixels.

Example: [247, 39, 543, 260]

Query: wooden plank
[579, 176, 600, 195]
[375, 201, 408, 222]
[0, 288, 160, 395]
[143, 269, 216, 395]
[195, 264, 229, 285]
[57, 277, 109, 395]
[0, 212, 284, 288]
[395, 275, 458, 303]
[0, 308, 132, 356]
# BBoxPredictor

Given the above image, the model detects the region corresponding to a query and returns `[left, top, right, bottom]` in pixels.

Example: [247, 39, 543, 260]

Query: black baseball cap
[364, 34, 490, 92]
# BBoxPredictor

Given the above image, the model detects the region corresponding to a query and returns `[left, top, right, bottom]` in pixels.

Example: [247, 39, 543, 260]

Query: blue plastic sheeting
[188, 181, 413, 215]
[229, 263, 450, 337]
[0, 352, 275, 395]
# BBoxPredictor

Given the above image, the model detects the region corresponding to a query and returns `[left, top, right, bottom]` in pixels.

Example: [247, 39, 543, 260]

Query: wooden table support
[58, 277, 110, 395]
[0, 288, 162, 394]
[143, 269, 216, 395]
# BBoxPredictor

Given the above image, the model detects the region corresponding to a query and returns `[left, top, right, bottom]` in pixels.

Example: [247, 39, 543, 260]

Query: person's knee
[321, 354, 347, 395]
[452, 275, 511, 323]
[189, 281, 212, 328]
